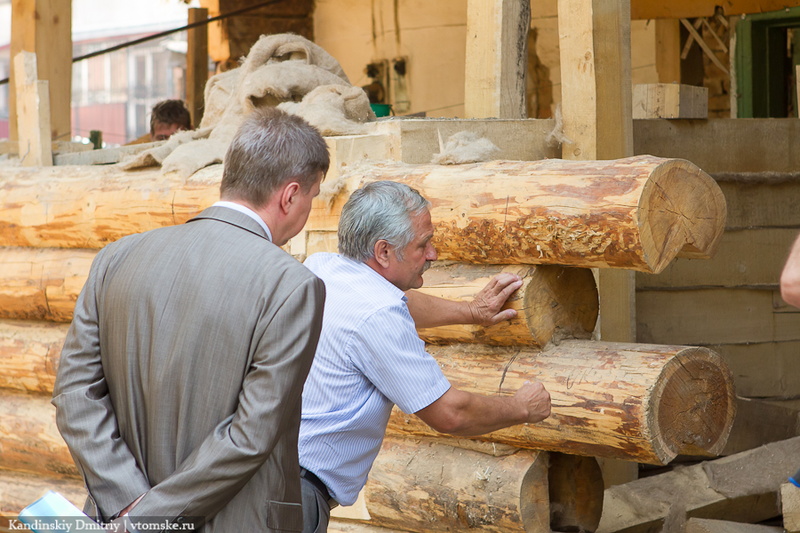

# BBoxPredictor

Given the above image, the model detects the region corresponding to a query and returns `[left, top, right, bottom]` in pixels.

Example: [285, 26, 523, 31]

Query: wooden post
[783, 482, 800, 533]
[796, 64, 800, 118]
[89, 130, 103, 150]
[656, 19, 682, 83]
[187, 7, 209, 128]
[9, 0, 72, 143]
[14, 51, 53, 167]
[557, 0, 638, 486]
[464, 0, 530, 118]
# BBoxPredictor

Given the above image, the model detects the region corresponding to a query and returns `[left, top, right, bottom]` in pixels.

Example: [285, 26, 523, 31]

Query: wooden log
[0, 320, 67, 394]
[782, 482, 800, 533]
[0, 322, 735, 464]
[329, 521, 405, 533]
[0, 248, 95, 323]
[387, 340, 736, 465]
[0, 252, 600, 345]
[596, 436, 800, 533]
[0, 155, 726, 276]
[0, 390, 79, 478]
[357, 437, 602, 533]
[416, 263, 598, 346]
[0, 468, 85, 514]
[0, 165, 220, 249]
[362, 437, 549, 532]
[546, 452, 605, 533]
[323, 155, 726, 274]
[685, 518, 783, 533]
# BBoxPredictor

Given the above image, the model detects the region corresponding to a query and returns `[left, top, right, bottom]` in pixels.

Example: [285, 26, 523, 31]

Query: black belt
[300, 468, 338, 509]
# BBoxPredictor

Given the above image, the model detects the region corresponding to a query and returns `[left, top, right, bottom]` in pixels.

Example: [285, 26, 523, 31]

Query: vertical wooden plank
[199, 0, 230, 67]
[187, 7, 209, 128]
[558, 0, 637, 486]
[557, 0, 635, 340]
[9, 0, 71, 143]
[656, 19, 681, 83]
[783, 482, 800, 533]
[796, 64, 800, 117]
[14, 51, 53, 167]
[464, 0, 531, 118]
[558, 0, 633, 160]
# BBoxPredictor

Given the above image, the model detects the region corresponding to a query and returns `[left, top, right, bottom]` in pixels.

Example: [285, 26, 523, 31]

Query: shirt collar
[212, 201, 273, 242]
[338, 254, 408, 303]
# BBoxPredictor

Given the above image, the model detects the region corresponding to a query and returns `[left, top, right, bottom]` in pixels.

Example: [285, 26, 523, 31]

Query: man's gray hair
[220, 108, 330, 208]
[338, 181, 430, 262]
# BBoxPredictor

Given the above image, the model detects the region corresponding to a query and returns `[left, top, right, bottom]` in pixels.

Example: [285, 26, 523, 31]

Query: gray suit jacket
[52, 206, 325, 532]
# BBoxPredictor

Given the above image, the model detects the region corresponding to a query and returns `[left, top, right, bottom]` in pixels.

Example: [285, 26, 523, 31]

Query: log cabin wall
[634, 118, 800, 398]
[0, 122, 739, 532]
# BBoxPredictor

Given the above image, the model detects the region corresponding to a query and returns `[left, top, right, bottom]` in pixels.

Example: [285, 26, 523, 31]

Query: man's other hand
[467, 273, 523, 325]
[515, 380, 551, 424]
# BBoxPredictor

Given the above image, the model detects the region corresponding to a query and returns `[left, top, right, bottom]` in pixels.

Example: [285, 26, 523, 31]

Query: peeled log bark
[0, 157, 725, 275]
[316, 155, 726, 273]
[0, 165, 220, 248]
[416, 264, 598, 346]
[0, 249, 602, 345]
[0, 320, 67, 394]
[359, 437, 603, 533]
[0, 247, 95, 322]
[388, 340, 735, 465]
[0, 469, 85, 514]
[1, 322, 735, 464]
[0, 390, 79, 478]
[363, 437, 549, 532]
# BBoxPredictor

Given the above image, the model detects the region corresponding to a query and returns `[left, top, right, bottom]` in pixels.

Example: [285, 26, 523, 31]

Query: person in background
[128, 99, 192, 144]
[298, 180, 552, 533]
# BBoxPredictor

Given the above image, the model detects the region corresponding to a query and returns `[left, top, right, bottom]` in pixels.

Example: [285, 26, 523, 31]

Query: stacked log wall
[0, 122, 738, 531]
[634, 118, 800, 399]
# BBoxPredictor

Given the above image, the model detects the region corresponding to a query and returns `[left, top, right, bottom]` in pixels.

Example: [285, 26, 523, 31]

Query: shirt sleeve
[349, 302, 451, 414]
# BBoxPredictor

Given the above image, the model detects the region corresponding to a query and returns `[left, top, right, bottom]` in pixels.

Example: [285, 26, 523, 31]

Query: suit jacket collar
[188, 205, 271, 242]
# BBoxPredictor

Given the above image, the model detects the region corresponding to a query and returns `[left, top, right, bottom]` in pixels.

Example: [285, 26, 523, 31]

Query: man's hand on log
[515, 380, 552, 424]
[467, 273, 523, 325]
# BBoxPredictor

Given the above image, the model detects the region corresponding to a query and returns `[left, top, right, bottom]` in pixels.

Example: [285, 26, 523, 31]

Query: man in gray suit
[52, 108, 329, 532]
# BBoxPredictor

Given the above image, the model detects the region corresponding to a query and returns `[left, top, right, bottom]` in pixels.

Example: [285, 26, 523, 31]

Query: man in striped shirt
[298, 181, 552, 533]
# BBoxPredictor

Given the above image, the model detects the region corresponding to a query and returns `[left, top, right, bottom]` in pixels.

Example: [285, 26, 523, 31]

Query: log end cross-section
[648, 345, 737, 461]
[341, 155, 726, 273]
[639, 157, 727, 273]
[416, 264, 598, 347]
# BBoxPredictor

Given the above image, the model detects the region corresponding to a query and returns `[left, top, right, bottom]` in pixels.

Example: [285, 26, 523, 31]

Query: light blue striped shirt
[299, 253, 451, 506]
